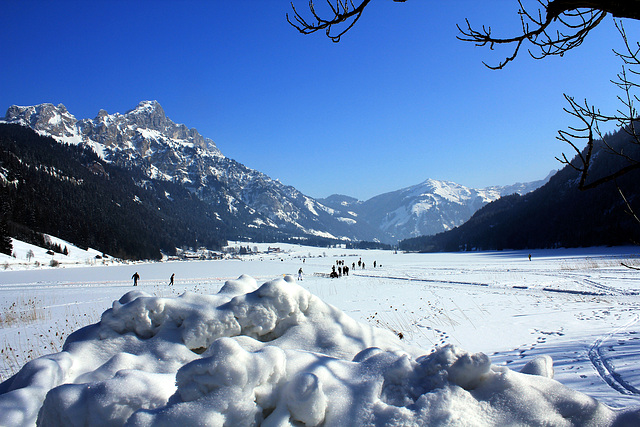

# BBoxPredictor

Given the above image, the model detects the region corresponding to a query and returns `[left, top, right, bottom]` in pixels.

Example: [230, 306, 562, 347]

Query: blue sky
[2, 1, 637, 200]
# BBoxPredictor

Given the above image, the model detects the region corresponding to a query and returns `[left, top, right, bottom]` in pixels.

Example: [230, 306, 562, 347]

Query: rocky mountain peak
[95, 109, 109, 119]
[131, 100, 162, 112]
[2, 100, 223, 158]
[123, 100, 167, 130]
[4, 103, 78, 139]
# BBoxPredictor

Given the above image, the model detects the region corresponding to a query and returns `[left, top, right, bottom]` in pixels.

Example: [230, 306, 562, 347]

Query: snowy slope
[1, 236, 116, 269]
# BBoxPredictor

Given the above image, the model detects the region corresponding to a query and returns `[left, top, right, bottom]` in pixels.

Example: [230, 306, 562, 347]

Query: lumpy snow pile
[0, 275, 639, 426]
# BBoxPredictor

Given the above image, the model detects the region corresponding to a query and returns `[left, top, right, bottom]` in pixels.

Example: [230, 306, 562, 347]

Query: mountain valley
[1, 101, 550, 257]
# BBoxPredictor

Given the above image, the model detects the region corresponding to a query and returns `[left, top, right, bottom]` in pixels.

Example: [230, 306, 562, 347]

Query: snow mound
[0, 275, 638, 426]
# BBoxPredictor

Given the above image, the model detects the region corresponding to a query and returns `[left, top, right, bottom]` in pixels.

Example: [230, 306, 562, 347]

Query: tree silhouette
[288, 1, 639, 55]
[0, 216, 12, 256]
[288, 0, 406, 42]
[457, 1, 640, 69]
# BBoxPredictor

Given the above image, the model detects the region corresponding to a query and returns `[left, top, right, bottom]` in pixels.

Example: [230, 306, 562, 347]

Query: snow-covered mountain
[2, 101, 551, 245]
[362, 179, 503, 241]
[2, 101, 355, 241]
[319, 175, 551, 242]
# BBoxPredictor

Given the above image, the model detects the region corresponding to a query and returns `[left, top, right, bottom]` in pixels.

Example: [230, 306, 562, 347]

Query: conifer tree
[0, 217, 12, 256]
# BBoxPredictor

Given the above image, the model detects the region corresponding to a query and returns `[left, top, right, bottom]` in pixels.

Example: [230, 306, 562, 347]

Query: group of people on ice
[330, 263, 348, 278]
[328, 257, 379, 278]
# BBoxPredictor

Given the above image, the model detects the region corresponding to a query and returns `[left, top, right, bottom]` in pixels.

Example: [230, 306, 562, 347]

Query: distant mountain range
[1, 101, 550, 257]
[319, 174, 551, 242]
[399, 126, 640, 252]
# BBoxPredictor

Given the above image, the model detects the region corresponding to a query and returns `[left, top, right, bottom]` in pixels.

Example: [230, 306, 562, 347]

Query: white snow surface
[1, 244, 640, 426]
[3, 237, 115, 269]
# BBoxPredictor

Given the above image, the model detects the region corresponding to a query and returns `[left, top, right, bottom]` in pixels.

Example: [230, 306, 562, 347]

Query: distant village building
[176, 248, 223, 260]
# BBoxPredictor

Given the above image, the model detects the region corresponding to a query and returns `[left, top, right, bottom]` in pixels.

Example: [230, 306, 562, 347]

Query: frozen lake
[1, 244, 640, 424]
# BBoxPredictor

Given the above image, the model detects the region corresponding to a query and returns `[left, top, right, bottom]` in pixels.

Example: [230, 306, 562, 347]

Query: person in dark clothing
[132, 272, 140, 286]
[169, 273, 175, 286]
[330, 265, 338, 278]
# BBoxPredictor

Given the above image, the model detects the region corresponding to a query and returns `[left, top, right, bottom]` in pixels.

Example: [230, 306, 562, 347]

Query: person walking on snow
[169, 273, 175, 286]
[132, 272, 140, 286]
[298, 268, 303, 281]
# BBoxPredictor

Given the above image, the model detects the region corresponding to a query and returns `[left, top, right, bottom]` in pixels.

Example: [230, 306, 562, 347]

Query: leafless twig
[287, 0, 406, 42]
[556, 22, 640, 190]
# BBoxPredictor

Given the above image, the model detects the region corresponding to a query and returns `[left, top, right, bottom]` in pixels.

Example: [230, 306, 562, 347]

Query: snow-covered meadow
[1, 242, 640, 425]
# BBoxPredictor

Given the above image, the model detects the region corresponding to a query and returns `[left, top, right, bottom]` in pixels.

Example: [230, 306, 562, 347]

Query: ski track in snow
[354, 271, 633, 297]
[589, 313, 640, 396]
[352, 272, 491, 288]
[348, 263, 640, 407]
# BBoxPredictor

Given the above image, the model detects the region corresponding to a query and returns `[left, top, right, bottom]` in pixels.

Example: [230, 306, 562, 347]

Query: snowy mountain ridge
[4, 101, 224, 179]
[320, 174, 551, 242]
[2, 101, 551, 244]
[2, 101, 352, 241]
[382, 179, 501, 237]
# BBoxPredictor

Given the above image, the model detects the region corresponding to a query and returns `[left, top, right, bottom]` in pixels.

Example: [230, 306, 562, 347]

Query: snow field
[0, 244, 640, 425]
[2, 237, 116, 270]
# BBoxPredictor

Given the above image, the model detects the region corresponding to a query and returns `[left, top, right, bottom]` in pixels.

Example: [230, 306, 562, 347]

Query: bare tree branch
[457, 1, 607, 69]
[287, 0, 406, 42]
[287, 0, 372, 42]
[621, 262, 640, 270]
[556, 22, 640, 190]
[288, 0, 640, 46]
[617, 184, 640, 225]
[457, 0, 640, 69]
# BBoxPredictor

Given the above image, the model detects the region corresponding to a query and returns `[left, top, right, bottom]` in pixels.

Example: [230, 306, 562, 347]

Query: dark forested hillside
[0, 124, 235, 259]
[400, 128, 640, 252]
